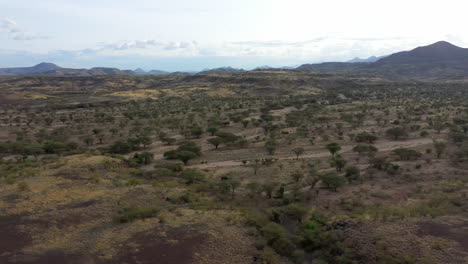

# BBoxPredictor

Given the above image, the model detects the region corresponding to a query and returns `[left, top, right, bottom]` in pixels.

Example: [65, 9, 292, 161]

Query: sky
[1, 0, 468, 71]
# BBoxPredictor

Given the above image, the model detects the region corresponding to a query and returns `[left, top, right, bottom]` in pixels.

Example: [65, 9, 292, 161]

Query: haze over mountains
[1, 41, 468, 80]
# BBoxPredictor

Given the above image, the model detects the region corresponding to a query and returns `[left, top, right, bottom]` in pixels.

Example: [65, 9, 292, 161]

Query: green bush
[180, 168, 205, 184]
[113, 206, 158, 223]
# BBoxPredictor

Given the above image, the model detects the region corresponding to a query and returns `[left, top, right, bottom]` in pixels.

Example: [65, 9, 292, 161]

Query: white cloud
[0, 18, 49, 41]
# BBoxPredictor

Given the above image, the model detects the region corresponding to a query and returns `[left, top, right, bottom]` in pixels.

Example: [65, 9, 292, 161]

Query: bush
[135, 168, 175, 179]
[320, 172, 346, 191]
[127, 178, 141, 186]
[113, 206, 158, 223]
[392, 148, 422, 161]
[345, 166, 360, 182]
[385, 127, 408, 140]
[164, 141, 202, 165]
[355, 132, 377, 143]
[180, 168, 205, 184]
[261, 222, 295, 257]
[154, 162, 184, 172]
[353, 144, 378, 156]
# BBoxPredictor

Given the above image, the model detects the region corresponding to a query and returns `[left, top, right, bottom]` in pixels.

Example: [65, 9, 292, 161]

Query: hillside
[298, 41, 468, 80]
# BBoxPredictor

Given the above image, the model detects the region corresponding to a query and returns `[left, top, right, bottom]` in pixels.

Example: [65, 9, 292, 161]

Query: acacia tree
[292, 147, 304, 160]
[385, 127, 407, 140]
[326, 143, 341, 156]
[291, 171, 304, 182]
[329, 154, 347, 172]
[207, 137, 223, 149]
[320, 172, 346, 192]
[433, 140, 447, 158]
[265, 138, 278, 155]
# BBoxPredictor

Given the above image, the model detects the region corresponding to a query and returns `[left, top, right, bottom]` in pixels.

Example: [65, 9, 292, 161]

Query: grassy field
[0, 71, 467, 263]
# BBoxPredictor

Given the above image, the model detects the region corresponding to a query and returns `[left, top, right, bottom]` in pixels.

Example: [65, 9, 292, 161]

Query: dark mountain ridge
[298, 41, 468, 79]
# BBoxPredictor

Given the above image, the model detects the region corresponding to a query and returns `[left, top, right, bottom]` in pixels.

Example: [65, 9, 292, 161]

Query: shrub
[320, 172, 346, 191]
[353, 144, 378, 156]
[154, 162, 184, 172]
[345, 166, 360, 182]
[261, 222, 295, 257]
[127, 178, 141, 186]
[113, 206, 158, 223]
[180, 168, 205, 184]
[355, 132, 377, 143]
[385, 127, 408, 140]
[392, 148, 422, 161]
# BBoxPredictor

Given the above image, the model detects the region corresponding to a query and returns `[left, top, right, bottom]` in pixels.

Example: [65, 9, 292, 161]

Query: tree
[353, 144, 378, 156]
[207, 137, 223, 149]
[161, 137, 176, 145]
[385, 127, 407, 140]
[345, 166, 360, 182]
[133, 152, 154, 165]
[92, 128, 102, 135]
[355, 131, 377, 144]
[215, 131, 240, 143]
[110, 128, 118, 135]
[265, 138, 278, 155]
[177, 141, 202, 156]
[190, 126, 203, 138]
[246, 182, 260, 198]
[163, 141, 202, 165]
[325, 143, 341, 156]
[292, 147, 304, 160]
[320, 172, 346, 192]
[392, 148, 421, 161]
[82, 135, 94, 146]
[263, 182, 279, 199]
[291, 171, 304, 182]
[139, 136, 152, 148]
[329, 154, 347, 172]
[241, 120, 250, 128]
[110, 140, 133, 154]
[207, 126, 219, 136]
[219, 177, 241, 199]
[175, 150, 197, 165]
[431, 115, 446, 134]
[433, 140, 447, 159]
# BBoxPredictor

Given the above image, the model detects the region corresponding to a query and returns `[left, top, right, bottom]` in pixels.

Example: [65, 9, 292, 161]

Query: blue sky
[1, 0, 467, 71]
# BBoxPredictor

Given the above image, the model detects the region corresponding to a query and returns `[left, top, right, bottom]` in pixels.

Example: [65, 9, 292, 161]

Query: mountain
[146, 70, 170, 75]
[199, 67, 245, 74]
[347, 56, 384, 63]
[0, 62, 62, 76]
[0, 63, 133, 77]
[298, 41, 468, 79]
[297, 62, 365, 74]
[134, 68, 146, 74]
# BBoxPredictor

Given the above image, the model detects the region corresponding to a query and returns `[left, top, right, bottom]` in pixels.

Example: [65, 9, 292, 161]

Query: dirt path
[191, 137, 433, 169]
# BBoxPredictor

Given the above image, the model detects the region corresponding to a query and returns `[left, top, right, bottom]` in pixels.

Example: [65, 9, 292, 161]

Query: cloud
[0, 18, 49, 41]
[101, 39, 162, 50]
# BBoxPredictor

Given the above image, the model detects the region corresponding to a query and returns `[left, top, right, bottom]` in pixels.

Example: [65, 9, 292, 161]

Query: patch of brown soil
[418, 221, 468, 251]
[26, 251, 99, 264]
[0, 215, 31, 263]
[115, 227, 206, 264]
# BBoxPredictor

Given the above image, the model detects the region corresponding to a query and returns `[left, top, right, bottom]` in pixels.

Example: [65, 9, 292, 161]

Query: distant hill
[134, 68, 146, 74]
[347, 56, 385, 63]
[0, 63, 173, 77]
[199, 67, 245, 74]
[298, 41, 468, 80]
[0, 63, 132, 77]
[146, 70, 170, 75]
[297, 62, 365, 74]
[0, 62, 62, 76]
